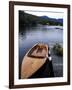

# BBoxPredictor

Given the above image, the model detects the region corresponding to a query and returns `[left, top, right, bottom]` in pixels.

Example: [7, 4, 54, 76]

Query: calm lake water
[19, 25, 63, 78]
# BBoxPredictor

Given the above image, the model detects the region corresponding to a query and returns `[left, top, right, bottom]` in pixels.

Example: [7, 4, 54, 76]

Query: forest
[19, 10, 63, 28]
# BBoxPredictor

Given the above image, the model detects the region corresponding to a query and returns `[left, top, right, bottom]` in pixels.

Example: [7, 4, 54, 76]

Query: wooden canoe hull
[21, 43, 48, 79]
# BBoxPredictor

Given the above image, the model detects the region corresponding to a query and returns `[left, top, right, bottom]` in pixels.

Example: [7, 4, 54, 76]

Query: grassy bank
[52, 43, 63, 56]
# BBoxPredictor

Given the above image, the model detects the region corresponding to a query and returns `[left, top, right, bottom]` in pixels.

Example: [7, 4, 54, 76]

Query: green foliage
[52, 43, 63, 56]
[19, 11, 38, 28]
[19, 10, 63, 29]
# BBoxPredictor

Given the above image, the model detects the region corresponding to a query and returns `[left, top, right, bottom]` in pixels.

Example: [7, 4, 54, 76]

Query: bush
[52, 43, 63, 56]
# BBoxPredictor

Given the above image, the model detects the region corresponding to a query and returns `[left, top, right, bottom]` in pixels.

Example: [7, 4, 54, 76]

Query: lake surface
[19, 25, 63, 78]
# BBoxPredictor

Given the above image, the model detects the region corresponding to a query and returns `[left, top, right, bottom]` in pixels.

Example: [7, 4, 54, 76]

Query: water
[19, 25, 63, 78]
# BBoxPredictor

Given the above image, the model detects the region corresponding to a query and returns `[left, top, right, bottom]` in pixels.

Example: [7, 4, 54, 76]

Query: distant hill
[19, 11, 63, 28]
[57, 19, 63, 23]
[40, 16, 50, 19]
[40, 16, 63, 24]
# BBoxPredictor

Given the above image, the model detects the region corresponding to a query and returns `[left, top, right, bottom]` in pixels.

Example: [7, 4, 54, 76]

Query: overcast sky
[25, 10, 63, 19]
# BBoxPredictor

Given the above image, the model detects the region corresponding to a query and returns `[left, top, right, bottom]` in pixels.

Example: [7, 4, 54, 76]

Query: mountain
[40, 16, 50, 19]
[19, 11, 63, 28]
[57, 19, 63, 23]
[40, 16, 63, 24]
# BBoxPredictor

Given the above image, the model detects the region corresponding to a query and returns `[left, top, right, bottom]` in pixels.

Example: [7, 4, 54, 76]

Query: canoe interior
[27, 44, 48, 58]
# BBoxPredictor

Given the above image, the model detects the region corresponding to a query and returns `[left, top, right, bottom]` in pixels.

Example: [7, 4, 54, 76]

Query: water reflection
[19, 25, 63, 78]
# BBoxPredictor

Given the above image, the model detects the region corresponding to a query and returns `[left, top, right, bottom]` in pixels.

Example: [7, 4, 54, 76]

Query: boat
[21, 43, 49, 79]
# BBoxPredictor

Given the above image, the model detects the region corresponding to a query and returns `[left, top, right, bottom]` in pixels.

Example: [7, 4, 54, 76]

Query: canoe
[21, 43, 48, 79]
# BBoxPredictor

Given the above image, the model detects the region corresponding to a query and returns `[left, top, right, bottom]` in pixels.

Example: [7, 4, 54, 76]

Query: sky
[25, 10, 63, 19]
